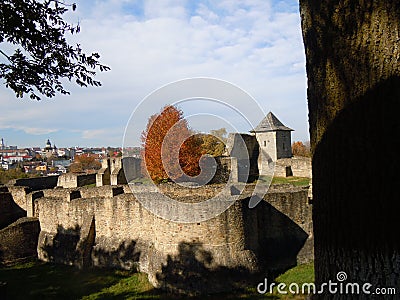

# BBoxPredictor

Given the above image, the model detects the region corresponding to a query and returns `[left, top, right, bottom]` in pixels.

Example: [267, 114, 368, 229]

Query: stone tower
[251, 112, 293, 168]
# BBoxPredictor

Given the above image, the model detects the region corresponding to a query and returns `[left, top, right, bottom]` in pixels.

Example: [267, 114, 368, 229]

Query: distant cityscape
[0, 137, 140, 176]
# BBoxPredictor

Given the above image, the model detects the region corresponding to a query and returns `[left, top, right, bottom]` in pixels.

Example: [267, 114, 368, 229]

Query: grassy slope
[0, 260, 314, 300]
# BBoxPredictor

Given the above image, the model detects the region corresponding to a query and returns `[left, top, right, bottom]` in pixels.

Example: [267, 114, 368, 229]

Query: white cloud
[21, 127, 59, 135]
[0, 124, 58, 135]
[0, 0, 309, 147]
[143, 0, 187, 19]
[81, 128, 123, 140]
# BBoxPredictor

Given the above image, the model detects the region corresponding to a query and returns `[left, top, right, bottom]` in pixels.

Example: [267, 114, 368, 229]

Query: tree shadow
[0, 260, 135, 300]
[155, 241, 258, 296]
[92, 240, 141, 270]
[40, 224, 83, 266]
[153, 219, 308, 297]
[40, 219, 140, 271]
[242, 196, 310, 277]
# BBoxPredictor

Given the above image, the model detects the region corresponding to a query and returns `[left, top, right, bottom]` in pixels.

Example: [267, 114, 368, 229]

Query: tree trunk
[299, 1, 400, 299]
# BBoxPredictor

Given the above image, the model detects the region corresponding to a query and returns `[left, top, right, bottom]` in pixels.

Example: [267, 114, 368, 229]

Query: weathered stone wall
[255, 131, 277, 162]
[37, 194, 259, 272]
[110, 157, 123, 185]
[198, 156, 238, 184]
[36, 184, 312, 294]
[79, 185, 124, 198]
[121, 157, 142, 183]
[226, 133, 259, 182]
[96, 159, 110, 186]
[8, 176, 59, 191]
[6, 186, 29, 211]
[274, 156, 312, 178]
[57, 173, 96, 188]
[258, 185, 313, 267]
[156, 183, 225, 199]
[0, 217, 40, 264]
[0, 192, 26, 229]
[96, 157, 142, 186]
[275, 131, 292, 159]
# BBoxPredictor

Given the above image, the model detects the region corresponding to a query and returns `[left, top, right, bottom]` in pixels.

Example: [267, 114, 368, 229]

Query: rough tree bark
[299, 1, 400, 299]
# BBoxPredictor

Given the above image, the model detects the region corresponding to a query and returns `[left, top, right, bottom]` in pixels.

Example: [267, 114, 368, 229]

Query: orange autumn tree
[141, 105, 202, 183]
[291, 141, 311, 157]
[70, 154, 101, 173]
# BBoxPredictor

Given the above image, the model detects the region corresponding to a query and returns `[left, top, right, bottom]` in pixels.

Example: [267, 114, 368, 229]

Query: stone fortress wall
[0, 187, 26, 229]
[96, 157, 142, 187]
[274, 156, 312, 178]
[35, 183, 312, 293]
[57, 173, 96, 188]
[0, 217, 40, 264]
[1, 178, 312, 294]
[8, 176, 59, 191]
[226, 133, 312, 180]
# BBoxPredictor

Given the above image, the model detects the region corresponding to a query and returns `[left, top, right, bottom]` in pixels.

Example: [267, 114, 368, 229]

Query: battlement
[28, 183, 312, 293]
[1, 176, 313, 295]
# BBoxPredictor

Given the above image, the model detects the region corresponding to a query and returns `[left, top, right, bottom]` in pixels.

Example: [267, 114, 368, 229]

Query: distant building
[0, 156, 7, 170]
[0, 138, 17, 150]
[225, 112, 295, 181]
[250, 112, 293, 162]
[52, 159, 71, 168]
[0, 147, 32, 169]
[43, 139, 57, 158]
[56, 165, 68, 174]
[36, 164, 48, 172]
[57, 148, 69, 157]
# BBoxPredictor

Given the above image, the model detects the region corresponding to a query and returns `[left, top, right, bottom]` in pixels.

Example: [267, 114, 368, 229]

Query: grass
[271, 262, 314, 298]
[270, 177, 310, 187]
[83, 183, 97, 188]
[0, 260, 314, 299]
[275, 262, 314, 285]
[0, 260, 139, 300]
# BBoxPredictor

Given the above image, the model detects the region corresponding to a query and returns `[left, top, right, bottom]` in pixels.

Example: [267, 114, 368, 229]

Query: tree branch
[0, 49, 10, 61]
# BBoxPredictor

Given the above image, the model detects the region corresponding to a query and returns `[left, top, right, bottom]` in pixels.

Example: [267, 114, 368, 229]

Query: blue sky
[0, 0, 308, 148]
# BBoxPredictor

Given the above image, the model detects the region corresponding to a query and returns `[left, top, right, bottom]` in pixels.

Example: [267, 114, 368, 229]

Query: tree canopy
[69, 154, 101, 173]
[0, 0, 110, 100]
[199, 128, 227, 157]
[141, 105, 202, 183]
[291, 141, 310, 157]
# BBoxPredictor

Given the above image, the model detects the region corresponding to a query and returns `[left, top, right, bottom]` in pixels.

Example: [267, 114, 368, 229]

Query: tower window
[263, 141, 266, 147]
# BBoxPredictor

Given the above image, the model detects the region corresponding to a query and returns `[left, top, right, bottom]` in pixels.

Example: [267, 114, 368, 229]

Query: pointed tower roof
[251, 112, 293, 132]
[45, 139, 52, 149]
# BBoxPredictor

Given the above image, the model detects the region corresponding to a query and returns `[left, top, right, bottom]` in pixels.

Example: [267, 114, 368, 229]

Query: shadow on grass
[0, 259, 284, 300]
[0, 260, 131, 300]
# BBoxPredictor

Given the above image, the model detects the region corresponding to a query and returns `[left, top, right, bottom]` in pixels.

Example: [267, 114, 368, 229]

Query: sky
[0, 0, 308, 148]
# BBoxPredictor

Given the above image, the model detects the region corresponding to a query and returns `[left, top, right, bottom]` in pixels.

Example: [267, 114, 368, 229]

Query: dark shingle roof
[250, 112, 293, 132]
